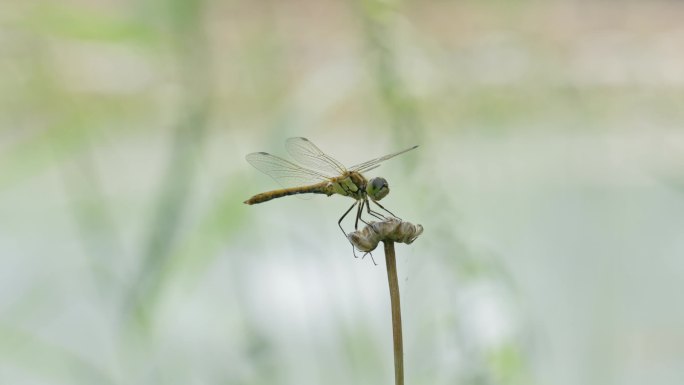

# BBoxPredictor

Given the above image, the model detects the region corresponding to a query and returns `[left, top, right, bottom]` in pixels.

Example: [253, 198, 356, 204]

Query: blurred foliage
[1, 1, 683, 385]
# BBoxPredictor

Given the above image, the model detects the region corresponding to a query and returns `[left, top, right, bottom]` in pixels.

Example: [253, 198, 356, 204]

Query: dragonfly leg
[340, 201, 365, 259]
[338, 201, 358, 237]
[355, 199, 370, 229]
[361, 251, 378, 265]
[365, 197, 385, 220]
[370, 199, 400, 219]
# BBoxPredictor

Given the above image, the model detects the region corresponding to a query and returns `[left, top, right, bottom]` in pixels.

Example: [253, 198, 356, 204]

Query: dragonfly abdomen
[244, 182, 333, 205]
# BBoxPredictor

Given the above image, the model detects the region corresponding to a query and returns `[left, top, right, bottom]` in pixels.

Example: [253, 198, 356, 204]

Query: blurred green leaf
[23, 4, 159, 44]
[0, 323, 115, 385]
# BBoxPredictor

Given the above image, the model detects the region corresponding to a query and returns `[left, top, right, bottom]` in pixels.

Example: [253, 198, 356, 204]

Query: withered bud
[347, 218, 423, 252]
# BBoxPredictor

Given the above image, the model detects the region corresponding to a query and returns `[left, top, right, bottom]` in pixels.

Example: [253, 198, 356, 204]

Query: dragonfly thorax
[329, 171, 390, 202]
[329, 171, 370, 200]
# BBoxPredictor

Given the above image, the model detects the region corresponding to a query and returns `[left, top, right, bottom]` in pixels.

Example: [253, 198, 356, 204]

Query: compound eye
[372, 178, 387, 190]
[368, 177, 389, 201]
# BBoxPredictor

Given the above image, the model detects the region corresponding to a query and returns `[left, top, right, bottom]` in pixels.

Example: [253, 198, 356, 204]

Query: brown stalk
[348, 218, 422, 385]
[384, 240, 404, 385]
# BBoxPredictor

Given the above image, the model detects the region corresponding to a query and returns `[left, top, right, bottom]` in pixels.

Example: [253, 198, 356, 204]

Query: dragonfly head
[367, 177, 390, 201]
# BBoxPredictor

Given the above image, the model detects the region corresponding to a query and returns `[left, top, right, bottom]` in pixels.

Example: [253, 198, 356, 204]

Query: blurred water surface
[1, 1, 683, 385]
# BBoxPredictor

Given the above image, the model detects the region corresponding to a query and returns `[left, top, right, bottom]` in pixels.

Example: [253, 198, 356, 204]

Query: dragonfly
[244, 137, 418, 236]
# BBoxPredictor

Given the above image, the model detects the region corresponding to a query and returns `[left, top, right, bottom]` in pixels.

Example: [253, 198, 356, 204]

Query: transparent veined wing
[246, 152, 331, 189]
[349, 145, 419, 172]
[285, 137, 347, 177]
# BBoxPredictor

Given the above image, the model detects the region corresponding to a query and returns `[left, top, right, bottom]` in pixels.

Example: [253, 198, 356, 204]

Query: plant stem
[383, 241, 404, 385]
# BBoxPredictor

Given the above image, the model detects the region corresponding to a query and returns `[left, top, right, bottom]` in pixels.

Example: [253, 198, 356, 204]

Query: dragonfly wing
[349, 145, 419, 172]
[246, 152, 330, 189]
[285, 137, 348, 176]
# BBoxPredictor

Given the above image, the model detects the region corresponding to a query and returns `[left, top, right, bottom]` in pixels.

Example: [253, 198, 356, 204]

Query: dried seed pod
[347, 218, 423, 252]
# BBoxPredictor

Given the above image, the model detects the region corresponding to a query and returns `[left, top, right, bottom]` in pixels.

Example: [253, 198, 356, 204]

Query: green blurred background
[1, 0, 683, 384]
